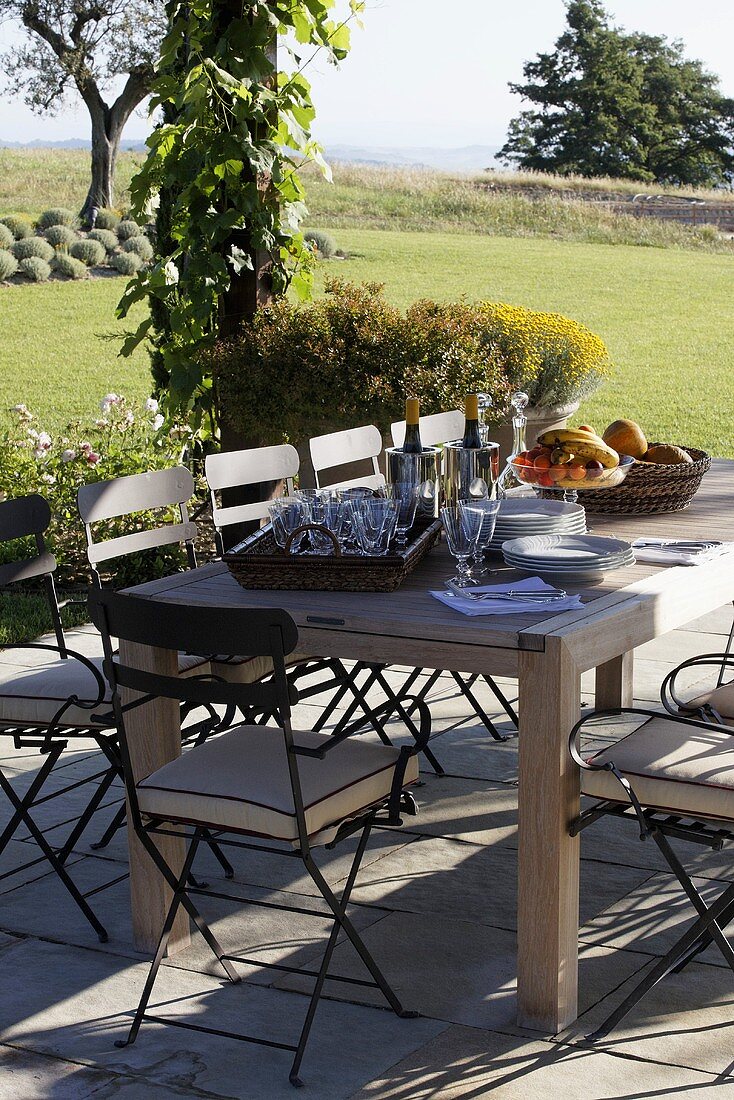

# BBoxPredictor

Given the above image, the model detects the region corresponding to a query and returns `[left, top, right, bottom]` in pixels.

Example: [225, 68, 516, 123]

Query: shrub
[44, 224, 79, 249]
[52, 253, 88, 280]
[304, 229, 337, 258]
[88, 228, 119, 253]
[19, 257, 52, 283]
[0, 214, 33, 240]
[11, 237, 55, 262]
[71, 238, 106, 266]
[0, 223, 13, 249]
[209, 279, 612, 444]
[117, 218, 144, 240]
[122, 235, 153, 261]
[0, 397, 193, 585]
[0, 249, 19, 280]
[37, 208, 78, 230]
[111, 250, 143, 275]
[95, 208, 120, 230]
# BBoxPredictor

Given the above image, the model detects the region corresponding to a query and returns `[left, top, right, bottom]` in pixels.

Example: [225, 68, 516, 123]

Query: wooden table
[120, 459, 734, 1033]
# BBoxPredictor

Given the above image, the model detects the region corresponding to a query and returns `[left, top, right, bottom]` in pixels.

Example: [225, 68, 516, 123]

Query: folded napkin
[632, 538, 734, 566]
[431, 575, 584, 616]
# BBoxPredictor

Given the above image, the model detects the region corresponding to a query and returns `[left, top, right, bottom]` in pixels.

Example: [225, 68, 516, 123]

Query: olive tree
[0, 0, 165, 218]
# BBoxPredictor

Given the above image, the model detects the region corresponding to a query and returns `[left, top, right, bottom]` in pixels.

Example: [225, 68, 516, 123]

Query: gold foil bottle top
[465, 393, 479, 420]
[405, 397, 420, 425]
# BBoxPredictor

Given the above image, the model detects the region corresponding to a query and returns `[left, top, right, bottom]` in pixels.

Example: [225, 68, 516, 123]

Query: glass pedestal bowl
[509, 454, 634, 504]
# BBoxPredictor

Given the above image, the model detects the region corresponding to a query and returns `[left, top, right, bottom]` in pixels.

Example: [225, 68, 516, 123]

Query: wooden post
[595, 651, 634, 708]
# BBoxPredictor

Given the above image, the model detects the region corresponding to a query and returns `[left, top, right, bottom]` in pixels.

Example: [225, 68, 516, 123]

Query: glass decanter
[477, 393, 493, 445]
[497, 391, 531, 499]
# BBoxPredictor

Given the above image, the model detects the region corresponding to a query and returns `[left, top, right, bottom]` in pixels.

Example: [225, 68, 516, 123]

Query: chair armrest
[2, 642, 108, 744]
[661, 653, 734, 723]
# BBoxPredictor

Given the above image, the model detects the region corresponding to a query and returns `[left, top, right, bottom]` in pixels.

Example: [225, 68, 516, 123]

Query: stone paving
[1, 606, 734, 1098]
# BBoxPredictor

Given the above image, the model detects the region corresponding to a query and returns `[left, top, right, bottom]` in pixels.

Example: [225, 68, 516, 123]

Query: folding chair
[569, 702, 734, 1039]
[89, 587, 427, 1087]
[662, 651, 734, 725]
[391, 410, 519, 742]
[309, 424, 385, 492]
[206, 443, 440, 767]
[0, 494, 113, 941]
[77, 468, 233, 874]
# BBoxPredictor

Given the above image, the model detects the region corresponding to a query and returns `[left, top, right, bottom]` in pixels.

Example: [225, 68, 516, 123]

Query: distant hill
[0, 137, 501, 172]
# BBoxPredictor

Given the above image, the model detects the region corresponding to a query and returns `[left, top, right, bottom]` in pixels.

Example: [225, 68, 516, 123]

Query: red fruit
[548, 465, 567, 483]
[585, 460, 604, 479]
[533, 455, 551, 470]
[577, 424, 596, 434]
[528, 446, 543, 459]
[537, 472, 554, 488]
[568, 464, 587, 481]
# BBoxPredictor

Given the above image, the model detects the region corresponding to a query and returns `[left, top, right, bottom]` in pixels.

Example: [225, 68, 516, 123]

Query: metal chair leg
[91, 801, 126, 849]
[450, 672, 508, 742]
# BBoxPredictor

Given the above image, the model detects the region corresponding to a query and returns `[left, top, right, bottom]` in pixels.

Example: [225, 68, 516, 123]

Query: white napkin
[632, 538, 734, 566]
[431, 575, 584, 616]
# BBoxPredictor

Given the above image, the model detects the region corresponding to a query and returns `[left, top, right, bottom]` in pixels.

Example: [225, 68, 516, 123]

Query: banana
[537, 427, 619, 469]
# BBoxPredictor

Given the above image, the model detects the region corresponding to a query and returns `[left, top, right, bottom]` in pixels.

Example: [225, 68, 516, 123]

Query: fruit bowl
[510, 453, 634, 492]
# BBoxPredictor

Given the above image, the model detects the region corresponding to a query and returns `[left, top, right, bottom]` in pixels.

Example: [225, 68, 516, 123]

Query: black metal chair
[89, 587, 427, 1087]
[661, 652, 734, 726]
[0, 494, 113, 941]
[569, 702, 734, 1040]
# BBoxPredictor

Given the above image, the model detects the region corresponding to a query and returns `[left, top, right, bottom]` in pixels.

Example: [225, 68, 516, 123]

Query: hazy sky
[1, 0, 733, 147]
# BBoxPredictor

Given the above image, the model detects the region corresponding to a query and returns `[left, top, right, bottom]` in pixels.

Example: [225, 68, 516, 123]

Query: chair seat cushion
[582, 716, 734, 821]
[0, 650, 209, 730]
[209, 652, 320, 685]
[137, 725, 419, 844]
[686, 681, 734, 722]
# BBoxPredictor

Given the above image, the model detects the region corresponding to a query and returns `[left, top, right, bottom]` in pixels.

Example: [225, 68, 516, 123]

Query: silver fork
[446, 580, 568, 602]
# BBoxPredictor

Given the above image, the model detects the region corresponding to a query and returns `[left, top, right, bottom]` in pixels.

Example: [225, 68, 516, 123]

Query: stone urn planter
[491, 400, 581, 462]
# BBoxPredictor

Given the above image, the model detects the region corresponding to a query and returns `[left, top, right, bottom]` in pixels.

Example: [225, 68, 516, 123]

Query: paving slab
[348, 1023, 734, 1100]
[396, 774, 518, 846]
[0, 937, 445, 1100]
[414, 726, 520, 783]
[0, 838, 86, 898]
[348, 835, 654, 930]
[277, 912, 648, 1030]
[565, 958, 734, 1079]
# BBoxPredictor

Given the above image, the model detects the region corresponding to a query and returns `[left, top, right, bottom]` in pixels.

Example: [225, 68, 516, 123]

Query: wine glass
[461, 499, 500, 578]
[386, 481, 420, 547]
[350, 498, 398, 556]
[441, 504, 484, 588]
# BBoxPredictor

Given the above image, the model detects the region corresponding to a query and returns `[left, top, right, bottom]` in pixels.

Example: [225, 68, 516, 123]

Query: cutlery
[446, 580, 568, 602]
[634, 540, 721, 551]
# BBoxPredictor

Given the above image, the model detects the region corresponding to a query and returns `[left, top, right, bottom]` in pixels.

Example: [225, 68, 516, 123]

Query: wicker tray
[224, 519, 442, 592]
[576, 445, 711, 515]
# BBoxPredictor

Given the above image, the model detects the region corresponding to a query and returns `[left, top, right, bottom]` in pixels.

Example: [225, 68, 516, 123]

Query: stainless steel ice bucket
[443, 442, 501, 505]
[384, 446, 441, 519]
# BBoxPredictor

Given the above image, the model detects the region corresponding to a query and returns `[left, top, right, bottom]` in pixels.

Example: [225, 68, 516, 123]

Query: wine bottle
[462, 393, 482, 449]
[402, 397, 423, 454]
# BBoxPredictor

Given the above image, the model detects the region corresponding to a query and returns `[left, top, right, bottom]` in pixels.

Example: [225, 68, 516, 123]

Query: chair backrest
[309, 425, 385, 491]
[77, 467, 197, 583]
[205, 445, 299, 552]
[0, 494, 66, 651]
[390, 409, 464, 449]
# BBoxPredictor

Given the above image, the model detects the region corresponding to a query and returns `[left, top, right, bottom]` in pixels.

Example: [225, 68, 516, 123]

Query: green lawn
[2, 227, 732, 454]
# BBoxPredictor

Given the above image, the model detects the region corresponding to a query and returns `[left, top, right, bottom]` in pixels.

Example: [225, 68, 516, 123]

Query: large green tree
[499, 0, 734, 186]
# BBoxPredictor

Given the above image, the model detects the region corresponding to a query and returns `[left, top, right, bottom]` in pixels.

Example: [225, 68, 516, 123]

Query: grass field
[2, 227, 732, 455]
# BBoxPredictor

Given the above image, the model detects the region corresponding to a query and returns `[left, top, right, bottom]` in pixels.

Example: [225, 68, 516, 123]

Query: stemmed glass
[461, 499, 501, 579]
[441, 504, 484, 588]
[386, 481, 421, 548]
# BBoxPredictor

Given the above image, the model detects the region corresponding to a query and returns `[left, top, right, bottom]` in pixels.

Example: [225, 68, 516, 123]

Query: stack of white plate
[487, 499, 586, 551]
[502, 534, 635, 582]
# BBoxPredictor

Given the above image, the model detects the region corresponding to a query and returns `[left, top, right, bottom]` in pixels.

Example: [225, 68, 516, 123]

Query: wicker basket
[224, 519, 442, 592]
[576, 445, 711, 515]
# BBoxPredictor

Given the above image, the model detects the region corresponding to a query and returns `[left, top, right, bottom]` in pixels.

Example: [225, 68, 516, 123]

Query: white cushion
[0, 650, 209, 730]
[137, 725, 419, 844]
[581, 716, 734, 822]
[686, 681, 734, 722]
[209, 652, 321, 685]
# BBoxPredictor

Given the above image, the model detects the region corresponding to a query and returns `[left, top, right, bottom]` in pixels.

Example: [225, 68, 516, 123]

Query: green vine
[117, 0, 363, 435]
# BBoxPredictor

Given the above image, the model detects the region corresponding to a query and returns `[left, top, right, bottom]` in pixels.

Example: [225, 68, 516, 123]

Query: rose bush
[0, 395, 195, 586]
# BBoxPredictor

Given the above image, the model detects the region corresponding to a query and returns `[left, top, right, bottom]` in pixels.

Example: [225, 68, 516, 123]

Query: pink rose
[86, 451, 100, 465]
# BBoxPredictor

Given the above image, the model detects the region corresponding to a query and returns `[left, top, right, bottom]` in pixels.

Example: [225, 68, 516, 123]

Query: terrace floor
[2, 605, 734, 1098]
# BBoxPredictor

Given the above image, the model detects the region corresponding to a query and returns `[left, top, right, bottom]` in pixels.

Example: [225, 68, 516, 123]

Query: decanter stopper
[497, 391, 531, 498]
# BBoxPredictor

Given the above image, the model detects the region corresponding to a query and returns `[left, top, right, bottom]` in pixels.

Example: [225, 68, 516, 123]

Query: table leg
[595, 651, 634, 709]
[119, 639, 191, 955]
[517, 639, 581, 1032]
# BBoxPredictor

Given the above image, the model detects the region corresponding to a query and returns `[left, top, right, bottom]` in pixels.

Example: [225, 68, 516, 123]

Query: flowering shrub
[19, 257, 52, 283]
[0, 396, 193, 586]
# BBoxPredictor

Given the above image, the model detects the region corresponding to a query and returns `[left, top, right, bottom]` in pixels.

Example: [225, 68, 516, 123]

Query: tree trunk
[80, 111, 122, 221]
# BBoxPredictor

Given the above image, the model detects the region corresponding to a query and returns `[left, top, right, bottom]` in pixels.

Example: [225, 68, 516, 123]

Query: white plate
[503, 549, 635, 568]
[494, 521, 587, 536]
[497, 499, 585, 520]
[503, 534, 633, 563]
[503, 555, 634, 574]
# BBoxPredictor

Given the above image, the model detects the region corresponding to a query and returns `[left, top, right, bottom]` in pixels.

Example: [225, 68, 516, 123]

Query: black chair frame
[661, 653, 734, 724]
[89, 588, 428, 1087]
[569, 705, 734, 1041]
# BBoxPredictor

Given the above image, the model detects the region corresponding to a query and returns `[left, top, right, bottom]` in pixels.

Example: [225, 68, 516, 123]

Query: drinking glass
[461, 499, 500, 578]
[350, 498, 398, 556]
[441, 504, 484, 587]
[312, 498, 351, 554]
[268, 498, 309, 553]
[386, 481, 421, 547]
